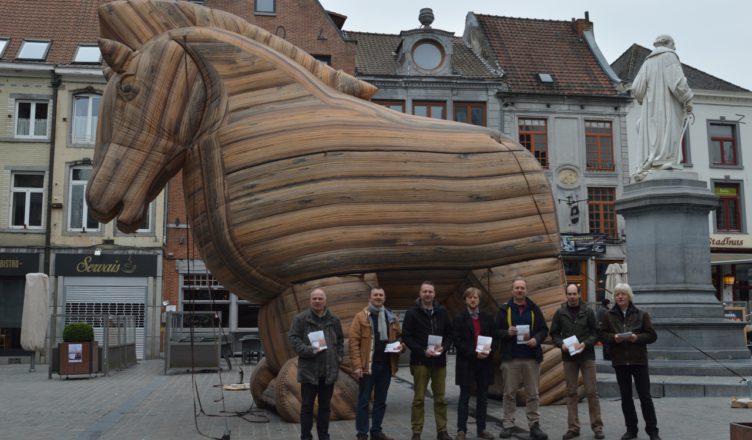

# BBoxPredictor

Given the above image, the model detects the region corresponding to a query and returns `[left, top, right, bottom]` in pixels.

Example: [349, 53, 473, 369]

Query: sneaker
[477, 431, 494, 439]
[456, 432, 466, 440]
[594, 432, 605, 440]
[498, 427, 513, 439]
[438, 432, 452, 440]
[562, 431, 579, 440]
[621, 432, 638, 440]
[529, 423, 548, 440]
[371, 434, 394, 440]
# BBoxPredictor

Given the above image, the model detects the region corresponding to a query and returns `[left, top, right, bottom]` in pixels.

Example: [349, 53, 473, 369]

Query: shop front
[54, 252, 160, 359]
[0, 252, 42, 355]
[561, 233, 625, 304]
[711, 233, 752, 309]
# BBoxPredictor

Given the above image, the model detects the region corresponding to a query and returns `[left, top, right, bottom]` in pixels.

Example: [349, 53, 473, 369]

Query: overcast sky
[320, 0, 752, 91]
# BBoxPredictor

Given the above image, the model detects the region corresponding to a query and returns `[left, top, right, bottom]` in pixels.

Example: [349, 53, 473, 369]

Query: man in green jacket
[550, 284, 605, 440]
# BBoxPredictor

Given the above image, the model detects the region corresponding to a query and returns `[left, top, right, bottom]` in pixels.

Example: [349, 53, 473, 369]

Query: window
[709, 122, 739, 166]
[0, 38, 9, 58]
[72, 94, 101, 144]
[73, 45, 101, 63]
[68, 167, 100, 232]
[15, 101, 49, 138]
[254, 0, 275, 13]
[312, 55, 331, 65]
[715, 183, 742, 232]
[413, 101, 446, 119]
[10, 173, 44, 229]
[117, 202, 153, 234]
[518, 118, 548, 167]
[585, 120, 614, 171]
[181, 274, 259, 329]
[588, 187, 616, 238]
[17, 40, 50, 60]
[454, 102, 486, 127]
[412, 40, 444, 71]
[374, 100, 405, 113]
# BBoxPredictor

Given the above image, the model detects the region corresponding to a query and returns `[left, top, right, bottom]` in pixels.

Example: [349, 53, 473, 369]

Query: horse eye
[118, 76, 139, 101]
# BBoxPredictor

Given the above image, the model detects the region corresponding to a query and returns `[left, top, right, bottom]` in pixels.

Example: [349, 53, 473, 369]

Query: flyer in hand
[476, 335, 492, 353]
[307, 330, 327, 350]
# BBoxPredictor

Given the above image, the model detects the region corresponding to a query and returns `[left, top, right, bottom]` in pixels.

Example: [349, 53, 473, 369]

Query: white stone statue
[631, 35, 694, 181]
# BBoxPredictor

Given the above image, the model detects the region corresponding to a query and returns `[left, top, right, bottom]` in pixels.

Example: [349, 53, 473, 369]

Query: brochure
[385, 341, 402, 353]
[307, 330, 327, 350]
[476, 335, 492, 354]
[563, 335, 583, 355]
[427, 334, 443, 354]
[516, 325, 530, 344]
[616, 332, 634, 339]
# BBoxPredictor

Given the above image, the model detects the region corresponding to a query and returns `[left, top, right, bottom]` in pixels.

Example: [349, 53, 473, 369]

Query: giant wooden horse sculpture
[88, 0, 569, 421]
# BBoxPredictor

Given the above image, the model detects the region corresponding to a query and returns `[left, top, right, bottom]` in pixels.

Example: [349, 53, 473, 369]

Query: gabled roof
[346, 31, 499, 79]
[0, 0, 106, 65]
[611, 43, 749, 93]
[474, 14, 620, 97]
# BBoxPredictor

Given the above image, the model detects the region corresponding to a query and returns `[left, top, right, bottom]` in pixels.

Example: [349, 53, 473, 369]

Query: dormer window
[412, 40, 444, 71]
[17, 40, 51, 61]
[255, 0, 275, 14]
[73, 45, 101, 64]
[537, 73, 554, 83]
[0, 38, 9, 58]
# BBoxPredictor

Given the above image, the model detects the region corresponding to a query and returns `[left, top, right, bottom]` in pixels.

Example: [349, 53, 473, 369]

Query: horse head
[86, 35, 207, 232]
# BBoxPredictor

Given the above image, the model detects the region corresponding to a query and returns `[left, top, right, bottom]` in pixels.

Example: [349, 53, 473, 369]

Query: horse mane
[98, 0, 377, 100]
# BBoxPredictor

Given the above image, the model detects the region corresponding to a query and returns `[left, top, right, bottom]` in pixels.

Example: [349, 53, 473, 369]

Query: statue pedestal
[616, 171, 751, 373]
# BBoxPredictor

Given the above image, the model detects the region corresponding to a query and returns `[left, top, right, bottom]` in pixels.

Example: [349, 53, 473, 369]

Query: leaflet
[427, 335, 443, 354]
[516, 325, 530, 344]
[563, 335, 583, 355]
[307, 330, 327, 350]
[385, 341, 402, 353]
[476, 335, 492, 353]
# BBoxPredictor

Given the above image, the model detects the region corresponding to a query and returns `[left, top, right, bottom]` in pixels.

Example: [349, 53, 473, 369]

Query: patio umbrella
[20, 273, 49, 354]
[604, 263, 628, 305]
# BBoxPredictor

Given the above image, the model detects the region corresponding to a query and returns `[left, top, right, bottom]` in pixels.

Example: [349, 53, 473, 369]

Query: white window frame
[114, 201, 154, 234]
[67, 166, 100, 232]
[72, 94, 101, 145]
[15, 100, 49, 139]
[10, 172, 45, 230]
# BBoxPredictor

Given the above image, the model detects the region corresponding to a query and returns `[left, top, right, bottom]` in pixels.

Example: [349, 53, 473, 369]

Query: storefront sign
[0, 253, 39, 276]
[56, 254, 158, 277]
[710, 234, 752, 250]
[561, 233, 606, 256]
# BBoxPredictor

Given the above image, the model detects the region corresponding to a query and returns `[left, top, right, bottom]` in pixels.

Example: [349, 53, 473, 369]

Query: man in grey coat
[289, 288, 345, 440]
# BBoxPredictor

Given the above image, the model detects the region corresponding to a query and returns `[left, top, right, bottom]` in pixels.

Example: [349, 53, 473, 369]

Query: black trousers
[300, 377, 334, 440]
[614, 365, 658, 436]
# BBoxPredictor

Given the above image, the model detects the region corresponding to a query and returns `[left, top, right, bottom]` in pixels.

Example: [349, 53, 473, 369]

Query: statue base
[616, 171, 750, 370]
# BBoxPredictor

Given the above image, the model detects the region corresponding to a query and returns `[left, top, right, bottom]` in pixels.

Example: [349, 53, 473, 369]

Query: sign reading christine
[56, 254, 157, 277]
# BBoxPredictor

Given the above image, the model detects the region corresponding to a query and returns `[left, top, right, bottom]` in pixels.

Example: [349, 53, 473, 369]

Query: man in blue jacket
[403, 281, 453, 440]
[496, 276, 549, 440]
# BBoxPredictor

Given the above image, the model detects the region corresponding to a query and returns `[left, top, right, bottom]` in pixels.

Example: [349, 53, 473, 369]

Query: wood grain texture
[88, 0, 570, 420]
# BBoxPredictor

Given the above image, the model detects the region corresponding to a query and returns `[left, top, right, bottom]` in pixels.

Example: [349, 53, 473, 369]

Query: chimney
[573, 11, 592, 37]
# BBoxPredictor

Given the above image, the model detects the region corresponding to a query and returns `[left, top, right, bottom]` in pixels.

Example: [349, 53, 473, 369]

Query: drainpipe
[45, 72, 61, 377]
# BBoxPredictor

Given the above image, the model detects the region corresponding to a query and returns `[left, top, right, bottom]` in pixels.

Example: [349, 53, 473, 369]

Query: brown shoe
[371, 433, 394, 440]
[438, 432, 452, 440]
[477, 431, 495, 439]
[594, 433, 605, 440]
[562, 431, 580, 440]
[456, 432, 466, 440]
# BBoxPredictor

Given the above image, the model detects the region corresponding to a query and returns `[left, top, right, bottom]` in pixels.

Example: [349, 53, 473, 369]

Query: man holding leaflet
[550, 284, 605, 440]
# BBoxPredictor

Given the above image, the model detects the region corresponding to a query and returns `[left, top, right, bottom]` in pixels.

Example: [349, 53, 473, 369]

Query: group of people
[288, 278, 661, 440]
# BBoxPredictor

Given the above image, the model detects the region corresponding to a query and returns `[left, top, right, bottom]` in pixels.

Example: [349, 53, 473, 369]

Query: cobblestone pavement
[0, 357, 747, 440]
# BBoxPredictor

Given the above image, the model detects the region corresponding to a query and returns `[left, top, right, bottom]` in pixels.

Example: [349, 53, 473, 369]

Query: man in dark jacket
[599, 283, 660, 440]
[288, 288, 344, 440]
[403, 281, 453, 440]
[452, 287, 495, 440]
[496, 276, 549, 440]
[550, 284, 605, 440]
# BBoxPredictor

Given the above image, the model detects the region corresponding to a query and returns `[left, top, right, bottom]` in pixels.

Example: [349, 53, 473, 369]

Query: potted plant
[59, 322, 99, 376]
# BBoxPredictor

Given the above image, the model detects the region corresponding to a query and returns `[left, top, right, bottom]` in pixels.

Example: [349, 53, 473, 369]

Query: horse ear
[98, 38, 134, 73]
[102, 66, 114, 81]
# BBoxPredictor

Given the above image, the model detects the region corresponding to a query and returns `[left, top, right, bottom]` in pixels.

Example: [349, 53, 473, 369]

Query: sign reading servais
[55, 254, 157, 277]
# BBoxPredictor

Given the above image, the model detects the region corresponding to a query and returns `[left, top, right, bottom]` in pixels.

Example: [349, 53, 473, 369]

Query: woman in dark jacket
[451, 287, 496, 440]
[599, 283, 661, 440]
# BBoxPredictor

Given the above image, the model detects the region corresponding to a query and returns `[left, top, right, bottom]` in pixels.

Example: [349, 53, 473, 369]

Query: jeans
[501, 358, 540, 429]
[356, 361, 392, 435]
[563, 359, 603, 433]
[457, 365, 490, 434]
[300, 378, 335, 440]
[410, 365, 448, 434]
[614, 365, 658, 436]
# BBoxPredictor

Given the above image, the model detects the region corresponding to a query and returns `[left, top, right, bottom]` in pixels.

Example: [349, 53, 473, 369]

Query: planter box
[59, 342, 99, 376]
[731, 422, 752, 440]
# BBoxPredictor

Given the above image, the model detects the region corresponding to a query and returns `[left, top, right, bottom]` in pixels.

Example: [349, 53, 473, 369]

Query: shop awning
[711, 253, 752, 265]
